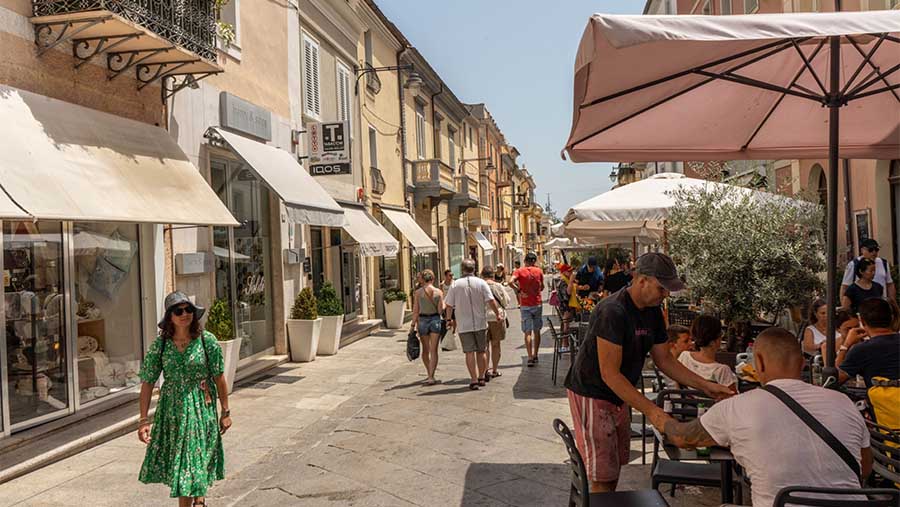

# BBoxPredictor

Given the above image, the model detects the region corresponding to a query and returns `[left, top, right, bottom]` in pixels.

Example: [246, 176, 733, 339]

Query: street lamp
[459, 157, 494, 175]
[354, 63, 422, 95]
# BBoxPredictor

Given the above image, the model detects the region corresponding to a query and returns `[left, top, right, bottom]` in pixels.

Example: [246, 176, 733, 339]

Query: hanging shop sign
[307, 121, 351, 176]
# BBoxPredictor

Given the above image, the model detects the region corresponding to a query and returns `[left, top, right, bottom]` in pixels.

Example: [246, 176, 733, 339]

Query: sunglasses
[171, 305, 195, 316]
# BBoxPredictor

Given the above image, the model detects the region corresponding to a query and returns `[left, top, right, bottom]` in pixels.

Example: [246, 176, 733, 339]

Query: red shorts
[566, 389, 631, 483]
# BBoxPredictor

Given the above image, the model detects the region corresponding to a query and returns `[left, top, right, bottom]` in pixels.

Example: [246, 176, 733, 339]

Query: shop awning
[470, 232, 495, 255]
[206, 128, 344, 227]
[381, 209, 438, 254]
[341, 205, 399, 257]
[0, 85, 237, 225]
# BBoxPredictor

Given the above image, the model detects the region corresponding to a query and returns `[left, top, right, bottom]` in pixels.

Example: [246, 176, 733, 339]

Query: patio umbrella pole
[824, 35, 840, 377]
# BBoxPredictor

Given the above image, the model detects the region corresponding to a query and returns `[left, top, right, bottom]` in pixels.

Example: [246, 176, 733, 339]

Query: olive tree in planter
[287, 287, 321, 362]
[383, 287, 407, 329]
[667, 183, 824, 350]
[206, 298, 241, 394]
[316, 282, 344, 356]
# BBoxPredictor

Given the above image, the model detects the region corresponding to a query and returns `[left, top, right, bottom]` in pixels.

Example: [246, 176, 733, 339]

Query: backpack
[555, 276, 570, 308]
[868, 377, 900, 430]
[851, 257, 889, 282]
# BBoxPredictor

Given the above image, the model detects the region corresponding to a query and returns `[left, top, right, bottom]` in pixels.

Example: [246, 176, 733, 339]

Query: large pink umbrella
[563, 11, 900, 370]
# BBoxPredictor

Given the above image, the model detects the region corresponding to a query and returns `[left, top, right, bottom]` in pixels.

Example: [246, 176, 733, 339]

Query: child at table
[678, 315, 737, 391]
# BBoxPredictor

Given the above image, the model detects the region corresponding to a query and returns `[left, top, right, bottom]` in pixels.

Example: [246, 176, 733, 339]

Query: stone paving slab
[0, 308, 724, 507]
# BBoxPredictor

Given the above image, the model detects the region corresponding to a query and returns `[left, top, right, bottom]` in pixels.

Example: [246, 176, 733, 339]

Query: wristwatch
[839, 345, 849, 352]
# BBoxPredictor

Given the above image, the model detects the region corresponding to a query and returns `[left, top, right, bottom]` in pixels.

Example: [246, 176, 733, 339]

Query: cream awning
[381, 208, 437, 254]
[341, 205, 399, 257]
[0, 85, 236, 226]
[470, 232, 495, 255]
[206, 128, 344, 227]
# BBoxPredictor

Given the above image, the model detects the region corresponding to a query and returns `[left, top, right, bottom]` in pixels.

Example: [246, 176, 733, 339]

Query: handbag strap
[762, 384, 860, 480]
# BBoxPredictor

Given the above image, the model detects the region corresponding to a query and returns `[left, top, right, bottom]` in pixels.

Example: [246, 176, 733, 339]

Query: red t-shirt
[513, 266, 544, 307]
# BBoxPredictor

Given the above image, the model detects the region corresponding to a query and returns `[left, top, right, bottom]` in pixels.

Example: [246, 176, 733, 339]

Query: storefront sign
[220, 92, 272, 141]
[175, 252, 213, 275]
[307, 121, 350, 167]
[310, 163, 351, 176]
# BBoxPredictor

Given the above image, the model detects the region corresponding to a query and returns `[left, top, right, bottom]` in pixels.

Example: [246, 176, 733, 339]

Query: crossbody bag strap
[762, 384, 860, 480]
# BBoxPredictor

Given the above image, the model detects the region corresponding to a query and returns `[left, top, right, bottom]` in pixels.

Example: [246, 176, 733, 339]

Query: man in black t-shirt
[836, 298, 899, 387]
[564, 253, 734, 493]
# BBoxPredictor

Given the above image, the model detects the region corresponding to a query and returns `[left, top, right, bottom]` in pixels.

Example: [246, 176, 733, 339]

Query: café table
[652, 427, 740, 504]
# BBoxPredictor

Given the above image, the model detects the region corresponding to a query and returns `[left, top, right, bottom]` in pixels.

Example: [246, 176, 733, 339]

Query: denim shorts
[417, 315, 442, 336]
[520, 305, 543, 333]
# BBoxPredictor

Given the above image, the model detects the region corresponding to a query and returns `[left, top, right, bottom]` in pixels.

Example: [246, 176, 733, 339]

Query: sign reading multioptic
[307, 121, 350, 177]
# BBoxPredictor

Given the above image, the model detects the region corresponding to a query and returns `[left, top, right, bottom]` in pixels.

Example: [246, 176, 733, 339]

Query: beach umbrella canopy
[563, 11, 900, 368]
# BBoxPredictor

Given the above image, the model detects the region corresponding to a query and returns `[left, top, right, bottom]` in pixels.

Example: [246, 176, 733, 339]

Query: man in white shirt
[662, 327, 872, 507]
[445, 259, 500, 390]
[841, 238, 895, 301]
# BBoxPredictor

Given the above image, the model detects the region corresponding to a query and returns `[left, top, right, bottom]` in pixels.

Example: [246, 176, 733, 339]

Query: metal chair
[552, 419, 670, 507]
[774, 486, 900, 507]
[651, 389, 724, 497]
[546, 317, 576, 386]
[865, 420, 900, 487]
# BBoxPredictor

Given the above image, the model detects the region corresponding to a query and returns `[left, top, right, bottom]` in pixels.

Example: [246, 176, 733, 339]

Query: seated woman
[841, 257, 884, 314]
[801, 298, 828, 356]
[678, 315, 737, 391]
[821, 308, 860, 359]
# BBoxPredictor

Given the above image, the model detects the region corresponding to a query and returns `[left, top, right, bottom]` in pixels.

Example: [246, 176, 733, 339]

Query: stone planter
[316, 315, 343, 356]
[384, 300, 406, 329]
[218, 337, 242, 394]
[287, 318, 322, 362]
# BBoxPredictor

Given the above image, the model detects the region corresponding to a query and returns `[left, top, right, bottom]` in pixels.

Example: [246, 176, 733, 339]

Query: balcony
[408, 159, 455, 204]
[467, 206, 491, 227]
[513, 193, 531, 210]
[496, 216, 511, 233]
[31, 0, 221, 97]
[450, 175, 479, 210]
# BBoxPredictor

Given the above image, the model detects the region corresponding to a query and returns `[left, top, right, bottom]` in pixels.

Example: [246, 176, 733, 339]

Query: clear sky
[377, 0, 643, 218]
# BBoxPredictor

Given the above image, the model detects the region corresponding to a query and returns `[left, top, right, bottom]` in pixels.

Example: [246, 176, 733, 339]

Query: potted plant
[287, 287, 321, 362]
[383, 287, 407, 329]
[205, 298, 241, 394]
[316, 282, 344, 356]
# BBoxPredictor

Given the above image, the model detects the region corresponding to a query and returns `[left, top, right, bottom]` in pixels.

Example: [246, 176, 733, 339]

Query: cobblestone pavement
[0, 308, 722, 506]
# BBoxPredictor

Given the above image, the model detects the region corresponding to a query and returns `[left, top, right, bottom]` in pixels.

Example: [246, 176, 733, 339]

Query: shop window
[4, 221, 69, 427]
[73, 222, 142, 406]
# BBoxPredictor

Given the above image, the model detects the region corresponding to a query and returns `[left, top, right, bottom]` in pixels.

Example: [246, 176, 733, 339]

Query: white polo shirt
[700, 379, 869, 507]
[444, 275, 494, 334]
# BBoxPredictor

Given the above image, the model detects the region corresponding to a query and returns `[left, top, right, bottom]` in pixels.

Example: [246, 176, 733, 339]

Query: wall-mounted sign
[307, 121, 350, 169]
[219, 92, 272, 141]
[310, 163, 351, 176]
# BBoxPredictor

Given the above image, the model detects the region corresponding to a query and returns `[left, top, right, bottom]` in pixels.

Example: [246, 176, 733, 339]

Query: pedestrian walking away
[137, 292, 232, 507]
[482, 265, 510, 379]
[411, 269, 445, 385]
[511, 252, 544, 366]
[445, 259, 500, 390]
[563, 253, 733, 493]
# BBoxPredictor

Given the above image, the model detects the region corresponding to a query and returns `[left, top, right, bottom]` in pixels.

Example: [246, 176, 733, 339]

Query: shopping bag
[406, 328, 420, 361]
[441, 329, 459, 352]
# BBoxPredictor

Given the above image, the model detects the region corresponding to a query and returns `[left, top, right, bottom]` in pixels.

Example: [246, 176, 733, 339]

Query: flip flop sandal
[483, 374, 491, 383]
[527, 359, 535, 367]
[469, 383, 480, 390]
[491, 371, 502, 378]
[477, 378, 486, 386]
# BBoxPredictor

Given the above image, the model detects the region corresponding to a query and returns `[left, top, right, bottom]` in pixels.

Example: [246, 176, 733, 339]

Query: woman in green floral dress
[137, 292, 232, 507]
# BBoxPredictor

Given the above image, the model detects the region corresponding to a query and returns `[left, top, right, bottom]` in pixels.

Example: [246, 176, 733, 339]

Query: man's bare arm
[663, 418, 718, 449]
[597, 338, 667, 428]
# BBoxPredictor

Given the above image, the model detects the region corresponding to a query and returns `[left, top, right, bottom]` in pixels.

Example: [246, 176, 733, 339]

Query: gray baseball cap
[635, 253, 685, 292]
[157, 291, 206, 328]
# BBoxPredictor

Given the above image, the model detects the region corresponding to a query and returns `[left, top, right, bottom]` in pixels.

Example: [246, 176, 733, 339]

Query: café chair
[546, 317, 576, 386]
[865, 420, 900, 486]
[774, 486, 899, 507]
[552, 419, 670, 507]
[651, 389, 723, 496]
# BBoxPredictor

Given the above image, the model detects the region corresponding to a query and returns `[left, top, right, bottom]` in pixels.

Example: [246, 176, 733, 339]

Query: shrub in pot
[287, 287, 321, 362]
[206, 298, 242, 394]
[383, 287, 407, 329]
[316, 282, 344, 356]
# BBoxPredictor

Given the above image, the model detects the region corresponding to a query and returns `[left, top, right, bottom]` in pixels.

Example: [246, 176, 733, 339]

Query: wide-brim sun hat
[157, 291, 206, 328]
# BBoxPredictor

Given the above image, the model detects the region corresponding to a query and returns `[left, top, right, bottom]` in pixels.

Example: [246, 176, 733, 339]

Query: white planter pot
[317, 315, 343, 356]
[287, 318, 322, 362]
[384, 300, 406, 329]
[218, 337, 242, 394]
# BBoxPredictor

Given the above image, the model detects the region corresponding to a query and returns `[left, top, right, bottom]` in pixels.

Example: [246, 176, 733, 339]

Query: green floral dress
[138, 331, 225, 498]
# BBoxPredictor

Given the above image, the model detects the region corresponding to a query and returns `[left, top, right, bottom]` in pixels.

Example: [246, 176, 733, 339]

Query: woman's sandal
[491, 371, 502, 378]
[193, 500, 207, 507]
[468, 382, 480, 390]
[477, 378, 486, 387]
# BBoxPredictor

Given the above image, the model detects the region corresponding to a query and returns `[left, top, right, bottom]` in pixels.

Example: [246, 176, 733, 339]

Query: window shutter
[303, 35, 321, 118]
[337, 62, 351, 124]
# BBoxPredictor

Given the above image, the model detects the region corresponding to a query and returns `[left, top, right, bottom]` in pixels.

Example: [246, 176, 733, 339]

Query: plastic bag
[406, 328, 420, 361]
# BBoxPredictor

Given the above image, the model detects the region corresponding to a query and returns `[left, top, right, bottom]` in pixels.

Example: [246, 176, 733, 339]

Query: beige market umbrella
[563, 11, 900, 368]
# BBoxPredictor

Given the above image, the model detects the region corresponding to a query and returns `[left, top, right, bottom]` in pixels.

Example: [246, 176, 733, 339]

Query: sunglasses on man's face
[171, 305, 195, 317]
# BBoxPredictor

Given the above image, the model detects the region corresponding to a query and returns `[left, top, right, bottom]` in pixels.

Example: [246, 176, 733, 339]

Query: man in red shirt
[512, 252, 544, 366]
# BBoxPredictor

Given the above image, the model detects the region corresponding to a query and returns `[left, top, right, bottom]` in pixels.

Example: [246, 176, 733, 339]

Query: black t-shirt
[844, 282, 884, 313]
[564, 288, 667, 405]
[840, 332, 900, 387]
[575, 266, 603, 297]
[604, 271, 631, 294]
